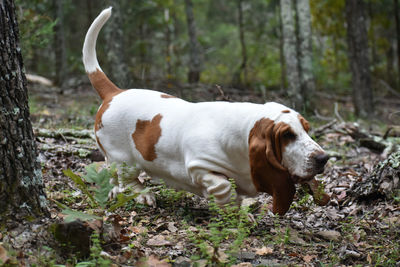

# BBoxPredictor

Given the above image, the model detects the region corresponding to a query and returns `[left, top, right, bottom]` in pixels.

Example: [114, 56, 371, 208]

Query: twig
[377, 78, 400, 98]
[334, 102, 344, 122]
[313, 109, 335, 121]
[312, 119, 337, 137]
[215, 84, 232, 102]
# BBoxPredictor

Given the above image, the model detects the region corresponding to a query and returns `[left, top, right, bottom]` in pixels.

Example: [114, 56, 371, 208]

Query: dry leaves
[146, 235, 172, 246]
[303, 254, 316, 263]
[255, 246, 273, 256]
[0, 245, 9, 264]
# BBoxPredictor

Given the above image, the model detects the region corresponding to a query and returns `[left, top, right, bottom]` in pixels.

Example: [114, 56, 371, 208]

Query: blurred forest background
[17, 0, 400, 121]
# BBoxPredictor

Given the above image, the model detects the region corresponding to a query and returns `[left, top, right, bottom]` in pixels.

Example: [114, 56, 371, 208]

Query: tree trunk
[237, 0, 247, 86]
[278, 4, 286, 90]
[53, 0, 67, 89]
[184, 0, 201, 83]
[280, 0, 303, 110]
[0, 0, 48, 223]
[103, 0, 133, 88]
[165, 8, 173, 81]
[345, 0, 373, 117]
[295, 0, 315, 109]
[394, 0, 400, 89]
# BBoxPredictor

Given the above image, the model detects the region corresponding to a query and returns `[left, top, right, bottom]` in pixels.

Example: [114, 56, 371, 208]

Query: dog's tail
[83, 7, 122, 100]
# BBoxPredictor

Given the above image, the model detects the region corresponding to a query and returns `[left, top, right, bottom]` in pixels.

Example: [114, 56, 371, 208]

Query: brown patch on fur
[281, 109, 290, 113]
[161, 94, 177, 99]
[88, 70, 124, 100]
[95, 134, 107, 157]
[90, 70, 124, 132]
[298, 114, 310, 132]
[132, 114, 163, 161]
[248, 118, 297, 215]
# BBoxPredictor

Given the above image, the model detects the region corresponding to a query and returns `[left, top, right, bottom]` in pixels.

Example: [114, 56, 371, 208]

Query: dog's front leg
[192, 170, 234, 206]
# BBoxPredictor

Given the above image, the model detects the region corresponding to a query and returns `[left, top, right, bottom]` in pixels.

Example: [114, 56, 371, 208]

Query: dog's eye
[283, 131, 296, 140]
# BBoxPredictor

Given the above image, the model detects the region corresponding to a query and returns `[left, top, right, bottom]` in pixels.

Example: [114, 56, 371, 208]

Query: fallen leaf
[146, 235, 172, 246]
[168, 222, 178, 233]
[137, 255, 171, 267]
[303, 254, 316, 263]
[255, 246, 273, 255]
[367, 253, 372, 264]
[336, 190, 346, 201]
[0, 245, 9, 264]
[316, 230, 341, 242]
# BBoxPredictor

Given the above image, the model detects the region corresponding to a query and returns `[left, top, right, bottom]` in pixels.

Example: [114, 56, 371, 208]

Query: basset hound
[82, 8, 330, 215]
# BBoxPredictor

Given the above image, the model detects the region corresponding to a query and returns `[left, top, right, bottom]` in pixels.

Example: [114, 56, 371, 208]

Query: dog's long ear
[264, 122, 287, 171]
[297, 114, 310, 132]
[249, 118, 295, 215]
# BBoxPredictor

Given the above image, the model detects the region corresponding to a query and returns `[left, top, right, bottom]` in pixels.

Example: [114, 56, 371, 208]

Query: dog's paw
[108, 185, 122, 199]
[136, 192, 156, 207]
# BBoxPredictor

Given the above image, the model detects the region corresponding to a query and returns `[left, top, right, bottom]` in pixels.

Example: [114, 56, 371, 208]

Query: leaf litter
[1, 83, 399, 266]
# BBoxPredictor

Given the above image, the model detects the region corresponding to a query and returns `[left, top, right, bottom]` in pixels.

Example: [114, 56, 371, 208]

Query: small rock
[174, 256, 191, 267]
[345, 249, 361, 258]
[316, 230, 341, 242]
[237, 251, 256, 260]
[146, 235, 172, 246]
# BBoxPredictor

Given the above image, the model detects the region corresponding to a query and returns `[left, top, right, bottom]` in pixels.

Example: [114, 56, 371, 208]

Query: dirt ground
[1, 79, 399, 266]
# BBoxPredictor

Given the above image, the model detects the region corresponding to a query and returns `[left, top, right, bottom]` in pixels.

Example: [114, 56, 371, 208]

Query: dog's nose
[315, 153, 329, 170]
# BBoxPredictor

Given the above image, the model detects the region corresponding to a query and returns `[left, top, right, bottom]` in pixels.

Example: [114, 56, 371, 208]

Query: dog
[82, 7, 330, 215]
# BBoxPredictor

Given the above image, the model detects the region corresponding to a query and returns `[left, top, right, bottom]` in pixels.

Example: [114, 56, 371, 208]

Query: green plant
[189, 180, 253, 266]
[61, 163, 146, 222]
[157, 180, 187, 206]
[74, 234, 112, 267]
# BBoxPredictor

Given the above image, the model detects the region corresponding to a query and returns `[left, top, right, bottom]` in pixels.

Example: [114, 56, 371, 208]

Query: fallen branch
[34, 128, 95, 140]
[311, 119, 337, 138]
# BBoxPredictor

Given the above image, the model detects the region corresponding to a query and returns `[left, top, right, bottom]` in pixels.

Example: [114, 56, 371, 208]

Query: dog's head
[248, 105, 329, 192]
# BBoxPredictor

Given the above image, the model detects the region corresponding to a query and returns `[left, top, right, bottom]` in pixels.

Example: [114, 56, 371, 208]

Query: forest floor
[1, 79, 400, 266]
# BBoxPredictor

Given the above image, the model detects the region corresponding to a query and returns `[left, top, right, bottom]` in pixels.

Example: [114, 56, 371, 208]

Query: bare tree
[394, 0, 400, 88]
[53, 0, 67, 89]
[280, 0, 302, 109]
[296, 0, 315, 107]
[184, 0, 202, 83]
[345, 0, 373, 117]
[237, 0, 248, 85]
[0, 0, 48, 223]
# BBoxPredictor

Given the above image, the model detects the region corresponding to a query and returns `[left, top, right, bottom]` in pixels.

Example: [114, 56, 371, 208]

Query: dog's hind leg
[109, 163, 156, 207]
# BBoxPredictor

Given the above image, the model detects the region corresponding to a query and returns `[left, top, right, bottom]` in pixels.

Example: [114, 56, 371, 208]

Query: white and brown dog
[83, 8, 330, 215]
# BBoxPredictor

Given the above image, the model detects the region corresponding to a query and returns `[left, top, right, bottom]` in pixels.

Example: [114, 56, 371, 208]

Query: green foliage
[74, 234, 112, 267]
[157, 180, 187, 206]
[61, 163, 142, 221]
[16, 0, 57, 61]
[82, 164, 116, 208]
[189, 180, 253, 266]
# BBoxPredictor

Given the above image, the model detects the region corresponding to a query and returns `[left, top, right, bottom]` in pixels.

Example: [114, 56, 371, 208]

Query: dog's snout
[315, 153, 329, 171]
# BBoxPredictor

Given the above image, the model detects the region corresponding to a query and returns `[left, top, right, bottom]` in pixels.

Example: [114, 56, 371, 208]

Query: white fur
[84, 8, 325, 206]
[82, 7, 112, 73]
[96, 92, 323, 204]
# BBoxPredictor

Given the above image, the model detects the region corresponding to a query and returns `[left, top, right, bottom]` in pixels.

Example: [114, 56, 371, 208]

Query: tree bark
[345, 0, 373, 117]
[295, 0, 315, 109]
[184, 0, 201, 83]
[278, 4, 286, 90]
[103, 0, 133, 88]
[53, 0, 67, 89]
[0, 0, 48, 223]
[394, 0, 400, 89]
[237, 0, 247, 85]
[280, 0, 302, 110]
